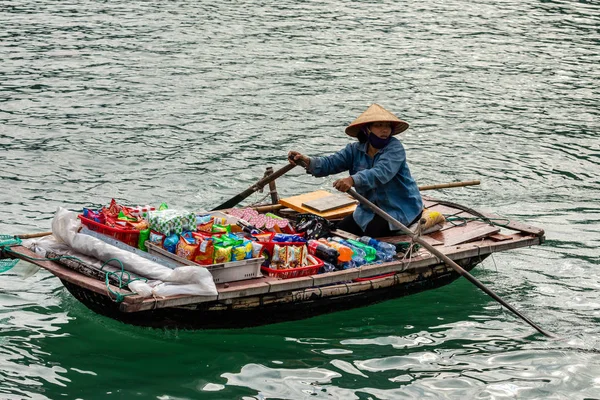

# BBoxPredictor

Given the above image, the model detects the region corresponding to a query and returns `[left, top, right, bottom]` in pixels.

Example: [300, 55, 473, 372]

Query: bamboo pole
[418, 180, 480, 191]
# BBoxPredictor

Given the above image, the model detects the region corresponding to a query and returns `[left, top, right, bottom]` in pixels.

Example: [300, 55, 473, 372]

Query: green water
[1, 0, 599, 398]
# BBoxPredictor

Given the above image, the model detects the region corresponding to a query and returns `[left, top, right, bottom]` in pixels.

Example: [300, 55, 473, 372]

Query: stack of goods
[78, 201, 400, 279]
[145, 207, 324, 277]
[79, 199, 153, 249]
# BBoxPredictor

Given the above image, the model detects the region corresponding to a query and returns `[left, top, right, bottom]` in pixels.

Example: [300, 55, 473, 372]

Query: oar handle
[346, 188, 554, 338]
[418, 180, 480, 191]
[212, 163, 299, 210]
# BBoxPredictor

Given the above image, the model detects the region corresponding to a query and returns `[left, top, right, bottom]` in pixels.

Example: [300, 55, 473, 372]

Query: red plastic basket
[260, 256, 324, 279]
[78, 215, 140, 247]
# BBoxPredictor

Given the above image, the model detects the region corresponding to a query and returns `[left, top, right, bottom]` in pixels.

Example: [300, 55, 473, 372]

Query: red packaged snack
[194, 238, 215, 265]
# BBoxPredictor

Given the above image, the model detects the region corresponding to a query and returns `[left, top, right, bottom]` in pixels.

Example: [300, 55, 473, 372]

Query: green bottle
[347, 239, 377, 262]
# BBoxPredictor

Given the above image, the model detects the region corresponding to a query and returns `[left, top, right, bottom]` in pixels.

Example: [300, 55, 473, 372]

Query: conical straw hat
[345, 104, 409, 137]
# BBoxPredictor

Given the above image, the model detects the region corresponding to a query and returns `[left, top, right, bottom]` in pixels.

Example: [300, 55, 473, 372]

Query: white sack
[49, 207, 218, 297]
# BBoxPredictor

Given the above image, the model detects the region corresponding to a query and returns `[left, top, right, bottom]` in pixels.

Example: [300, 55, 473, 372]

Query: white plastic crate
[146, 242, 263, 284]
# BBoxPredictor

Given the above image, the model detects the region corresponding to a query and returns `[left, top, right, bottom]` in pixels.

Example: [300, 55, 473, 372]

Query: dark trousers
[335, 212, 422, 238]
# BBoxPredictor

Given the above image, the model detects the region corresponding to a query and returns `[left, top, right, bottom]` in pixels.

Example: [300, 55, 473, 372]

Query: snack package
[231, 244, 246, 261]
[194, 238, 215, 266]
[251, 242, 263, 258]
[271, 244, 288, 269]
[212, 224, 231, 234]
[198, 220, 214, 233]
[129, 219, 149, 231]
[213, 216, 228, 226]
[221, 233, 243, 247]
[138, 228, 150, 251]
[287, 245, 303, 268]
[253, 233, 273, 243]
[243, 240, 253, 259]
[163, 233, 180, 254]
[148, 230, 166, 247]
[213, 244, 232, 264]
[196, 214, 212, 225]
[83, 208, 105, 224]
[176, 234, 199, 261]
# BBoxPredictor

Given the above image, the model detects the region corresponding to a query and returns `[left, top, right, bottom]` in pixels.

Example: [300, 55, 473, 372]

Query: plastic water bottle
[319, 262, 337, 274]
[307, 240, 339, 265]
[346, 239, 377, 262]
[319, 239, 354, 263]
[330, 237, 367, 266]
[359, 236, 396, 261]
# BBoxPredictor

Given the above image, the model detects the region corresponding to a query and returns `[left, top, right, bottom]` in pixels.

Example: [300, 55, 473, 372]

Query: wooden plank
[279, 190, 357, 219]
[302, 194, 357, 213]
[121, 294, 219, 312]
[377, 234, 444, 247]
[444, 224, 500, 246]
[217, 280, 271, 300]
[267, 276, 315, 293]
[311, 268, 360, 286]
[481, 212, 545, 236]
[489, 233, 514, 241]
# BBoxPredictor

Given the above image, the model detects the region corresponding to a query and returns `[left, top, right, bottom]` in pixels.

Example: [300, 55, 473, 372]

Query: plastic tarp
[30, 207, 218, 298]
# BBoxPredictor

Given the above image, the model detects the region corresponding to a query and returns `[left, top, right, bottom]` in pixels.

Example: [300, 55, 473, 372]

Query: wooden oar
[346, 188, 554, 338]
[212, 163, 298, 211]
[418, 180, 480, 191]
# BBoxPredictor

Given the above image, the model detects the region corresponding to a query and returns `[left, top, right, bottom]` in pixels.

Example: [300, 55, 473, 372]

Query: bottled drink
[359, 236, 396, 261]
[330, 237, 367, 265]
[359, 236, 396, 253]
[319, 262, 336, 274]
[236, 220, 262, 235]
[346, 239, 377, 262]
[307, 240, 339, 265]
[319, 238, 353, 263]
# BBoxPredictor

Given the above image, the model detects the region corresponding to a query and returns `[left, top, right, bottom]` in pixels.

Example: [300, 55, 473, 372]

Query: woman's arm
[289, 144, 354, 178]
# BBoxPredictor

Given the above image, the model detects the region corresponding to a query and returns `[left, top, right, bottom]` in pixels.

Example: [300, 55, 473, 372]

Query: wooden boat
[0, 193, 545, 330]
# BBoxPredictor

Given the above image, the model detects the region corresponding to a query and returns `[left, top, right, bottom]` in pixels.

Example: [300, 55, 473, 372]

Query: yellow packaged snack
[213, 244, 232, 264]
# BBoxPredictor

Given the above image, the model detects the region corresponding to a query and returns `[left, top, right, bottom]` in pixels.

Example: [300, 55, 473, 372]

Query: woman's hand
[333, 177, 354, 192]
[288, 151, 310, 168]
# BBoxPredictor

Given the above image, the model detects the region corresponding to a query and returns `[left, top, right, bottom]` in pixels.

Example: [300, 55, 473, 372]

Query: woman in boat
[289, 104, 423, 238]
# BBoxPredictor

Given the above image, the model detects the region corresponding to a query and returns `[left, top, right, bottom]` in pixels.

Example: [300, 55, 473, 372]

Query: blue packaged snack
[163, 233, 180, 254]
[272, 234, 306, 243]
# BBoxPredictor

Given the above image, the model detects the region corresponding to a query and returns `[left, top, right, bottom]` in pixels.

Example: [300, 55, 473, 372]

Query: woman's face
[369, 122, 392, 138]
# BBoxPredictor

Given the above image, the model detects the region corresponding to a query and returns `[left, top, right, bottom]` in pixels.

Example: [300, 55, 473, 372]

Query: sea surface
[1, 0, 599, 399]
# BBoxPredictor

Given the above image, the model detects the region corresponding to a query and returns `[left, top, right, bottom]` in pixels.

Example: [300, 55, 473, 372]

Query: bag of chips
[195, 238, 215, 266]
[213, 244, 232, 264]
[212, 224, 231, 234]
[176, 234, 199, 261]
[231, 244, 247, 261]
[198, 220, 214, 233]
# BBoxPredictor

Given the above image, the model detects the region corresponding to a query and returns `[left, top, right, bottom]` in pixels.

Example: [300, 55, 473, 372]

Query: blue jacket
[308, 138, 423, 231]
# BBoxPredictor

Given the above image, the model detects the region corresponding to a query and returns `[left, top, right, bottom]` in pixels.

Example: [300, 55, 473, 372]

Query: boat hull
[60, 256, 486, 329]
